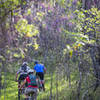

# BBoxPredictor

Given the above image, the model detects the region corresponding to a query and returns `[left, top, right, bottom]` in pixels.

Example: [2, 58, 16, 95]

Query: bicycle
[18, 86, 25, 100]
[17, 80, 27, 100]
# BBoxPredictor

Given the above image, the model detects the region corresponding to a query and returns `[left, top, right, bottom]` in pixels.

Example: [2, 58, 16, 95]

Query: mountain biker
[20, 69, 38, 100]
[34, 61, 46, 91]
[15, 62, 30, 87]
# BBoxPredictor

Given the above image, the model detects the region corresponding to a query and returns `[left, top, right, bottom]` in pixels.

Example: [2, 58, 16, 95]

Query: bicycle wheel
[18, 88, 21, 100]
[18, 87, 26, 100]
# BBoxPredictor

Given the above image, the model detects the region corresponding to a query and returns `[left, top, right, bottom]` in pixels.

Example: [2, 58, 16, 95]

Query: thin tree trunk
[82, 0, 86, 9]
[56, 71, 58, 100]
[67, 63, 71, 88]
[77, 71, 82, 100]
[0, 65, 2, 98]
[49, 72, 53, 100]
[77, 56, 83, 100]
[4, 63, 6, 100]
[89, 48, 100, 91]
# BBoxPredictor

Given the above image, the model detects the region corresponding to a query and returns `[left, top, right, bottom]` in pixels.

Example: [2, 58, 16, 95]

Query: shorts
[25, 87, 37, 95]
[36, 72, 44, 80]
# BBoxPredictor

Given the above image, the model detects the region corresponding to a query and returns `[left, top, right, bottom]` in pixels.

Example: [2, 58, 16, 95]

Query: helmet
[22, 62, 28, 66]
[34, 61, 38, 64]
[28, 69, 34, 74]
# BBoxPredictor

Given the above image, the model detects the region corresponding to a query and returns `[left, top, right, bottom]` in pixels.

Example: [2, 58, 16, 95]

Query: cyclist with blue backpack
[34, 61, 46, 91]
[20, 69, 38, 100]
[15, 62, 31, 87]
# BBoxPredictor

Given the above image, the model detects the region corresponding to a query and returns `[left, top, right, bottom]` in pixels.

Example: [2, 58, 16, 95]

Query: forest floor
[1, 73, 71, 100]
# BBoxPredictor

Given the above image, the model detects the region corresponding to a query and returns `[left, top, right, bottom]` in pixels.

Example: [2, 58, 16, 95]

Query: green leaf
[69, 50, 73, 58]
[0, 63, 2, 67]
[19, 49, 25, 58]
[13, 53, 20, 58]
[27, 9, 31, 15]
[0, 55, 5, 61]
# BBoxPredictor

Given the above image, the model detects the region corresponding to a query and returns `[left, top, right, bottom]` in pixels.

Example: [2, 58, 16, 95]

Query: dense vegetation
[0, 0, 100, 100]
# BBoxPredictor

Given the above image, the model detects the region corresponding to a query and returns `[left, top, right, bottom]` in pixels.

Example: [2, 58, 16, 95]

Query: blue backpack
[28, 74, 37, 86]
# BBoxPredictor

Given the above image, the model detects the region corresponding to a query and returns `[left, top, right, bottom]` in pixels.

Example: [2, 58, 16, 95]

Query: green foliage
[63, 7, 100, 56]
[13, 53, 20, 58]
[27, 9, 31, 15]
[0, 0, 20, 19]
[34, 11, 45, 22]
[15, 18, 39, 37]
[1, 0, 100, 100]
[20, 48, 25, 58]
[0, 55, 5, 61]
[56, 0, 66, 7]
[74, 7, 100, 41]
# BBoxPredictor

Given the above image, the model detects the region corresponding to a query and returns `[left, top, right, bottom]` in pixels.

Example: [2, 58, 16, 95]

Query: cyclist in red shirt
[20, 69, 38, 100]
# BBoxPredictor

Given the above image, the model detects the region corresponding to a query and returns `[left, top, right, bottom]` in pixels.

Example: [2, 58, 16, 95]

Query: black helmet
[34, 61, 38, 64]
[22, 62, 28, 66]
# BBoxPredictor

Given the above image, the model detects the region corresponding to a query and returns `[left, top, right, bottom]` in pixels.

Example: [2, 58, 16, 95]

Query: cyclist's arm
[34, 65, 36, 70]
[15, 72, 18, 81]
[33, 70, 36, 75]
[34, 66, 37, 73]
[43, 65, 46, 74]
[20, 79, 26, 88]
[15, 68, 21, 81]
[44, 67, 46, 73]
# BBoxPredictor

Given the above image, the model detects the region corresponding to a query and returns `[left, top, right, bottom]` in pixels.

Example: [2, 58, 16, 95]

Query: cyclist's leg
[36, 73, 42, 89]
[24, 88, 30, 99]
[40, 73, 45, 91]
[18, 75, 23, 87]
[38, 72, 45, 91]
[36, 72, 40, 79]
[25, 88, 38, 100]
[36, 72, 41, 88]
[18, 75, 22, 100]
[32, 88, 38, 100]
[33, 92, 37, 100]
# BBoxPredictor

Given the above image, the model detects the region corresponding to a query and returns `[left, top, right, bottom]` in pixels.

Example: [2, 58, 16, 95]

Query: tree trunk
[0, 65, 2, 97]
[89, 47, 100, 91]
[82, 0, 100, 10]
[50, 72, 53, 100]
[77, 71, 82, 100]
[77, 56, 83, 100]
[56, 72, 58, 100]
